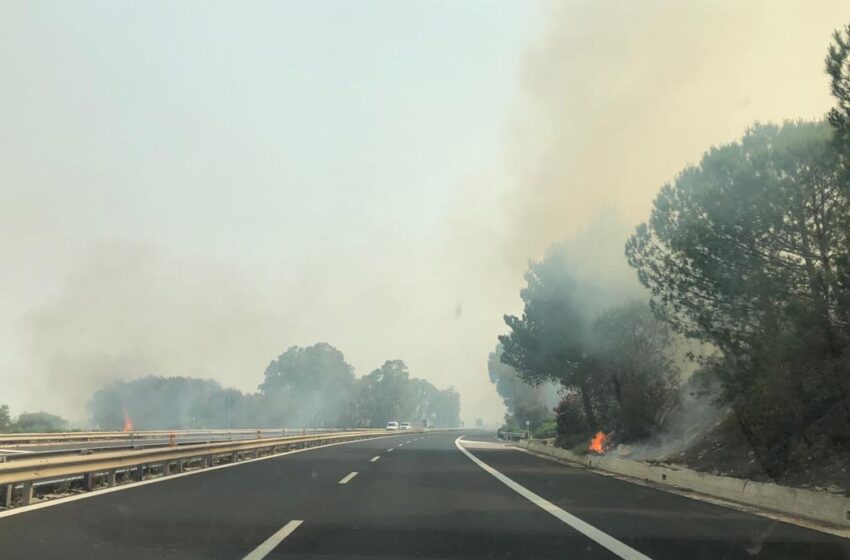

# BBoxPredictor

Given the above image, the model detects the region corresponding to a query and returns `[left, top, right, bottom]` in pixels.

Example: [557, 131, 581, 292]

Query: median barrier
[0, 430, 387, 508]
[0, 427, 348, 446]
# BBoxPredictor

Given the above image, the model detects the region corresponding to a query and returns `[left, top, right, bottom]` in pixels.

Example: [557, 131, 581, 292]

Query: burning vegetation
[588, 431, 607, 454]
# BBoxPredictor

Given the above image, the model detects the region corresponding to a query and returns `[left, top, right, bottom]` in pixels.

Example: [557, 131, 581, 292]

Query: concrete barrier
[525, 440, 850, 529]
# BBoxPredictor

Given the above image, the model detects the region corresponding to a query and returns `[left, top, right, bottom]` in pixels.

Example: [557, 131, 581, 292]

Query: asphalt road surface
[0, 431, 847, 559]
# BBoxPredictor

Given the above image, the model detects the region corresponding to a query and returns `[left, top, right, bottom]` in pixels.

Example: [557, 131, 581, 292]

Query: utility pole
[226, 390, 231, 430]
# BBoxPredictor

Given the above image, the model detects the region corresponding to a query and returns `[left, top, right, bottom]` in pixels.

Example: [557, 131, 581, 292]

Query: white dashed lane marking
[338, 472, 358, 485]
[242, 520, 303, 560]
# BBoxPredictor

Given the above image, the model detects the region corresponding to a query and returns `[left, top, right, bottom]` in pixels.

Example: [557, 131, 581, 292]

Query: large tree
[352, 360, 461, 428]
[626, 121, 850, 353]
[589, 302, 680, 440]
[499, 245, 598, 429]
[12, 411, 68, 433]
[487, 344, 556, 431]
[259, 343, 356, 427]
[89, 376, 233, 430]
[626, 120, 850, 472]
[354, 360, 415, 427]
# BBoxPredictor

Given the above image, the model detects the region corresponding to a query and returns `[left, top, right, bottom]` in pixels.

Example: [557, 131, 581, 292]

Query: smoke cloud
[2, 2, 849, 427]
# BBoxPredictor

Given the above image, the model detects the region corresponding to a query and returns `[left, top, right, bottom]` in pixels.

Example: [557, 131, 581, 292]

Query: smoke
[501, 0, 844, 260]
[443, 1, 848, 425]
[2, 1, 849, 428]
[615, 384, 729, 462]
[19, 242, 284, 421]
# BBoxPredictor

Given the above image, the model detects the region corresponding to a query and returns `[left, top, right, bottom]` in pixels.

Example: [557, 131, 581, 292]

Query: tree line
[494, 25, 850, 473]
[88, 342, 461, 430]
[0, 405, 69, 433]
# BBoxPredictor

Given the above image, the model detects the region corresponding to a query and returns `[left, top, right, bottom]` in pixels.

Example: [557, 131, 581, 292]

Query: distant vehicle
[386, 421, 399, 431]
[400, 422, 412, 430]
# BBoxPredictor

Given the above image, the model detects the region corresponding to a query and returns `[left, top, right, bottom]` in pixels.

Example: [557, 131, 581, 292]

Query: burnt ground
[663, 418, 850, 495]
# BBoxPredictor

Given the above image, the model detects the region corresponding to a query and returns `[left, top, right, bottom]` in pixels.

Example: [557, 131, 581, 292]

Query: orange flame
[122, 408, 134, 432]
[588, 431, 607, 454]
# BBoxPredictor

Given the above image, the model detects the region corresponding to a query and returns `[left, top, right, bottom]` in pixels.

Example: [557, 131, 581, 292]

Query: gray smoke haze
[615, 387, 729, 461]
[20, 243, 283, 418]
[442, 0, 847, 424]
[1, 2, 848, 426]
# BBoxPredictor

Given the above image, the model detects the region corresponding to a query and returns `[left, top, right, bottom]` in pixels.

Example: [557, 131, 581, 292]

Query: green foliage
[499, 245, 680, 442]
[0, 404, 10, 432]
[589, 302, 680, 440]
[259, 343, 356, 427]
[553, 392, 588, 447]
[499, 246, 588, 386]
[11, 411, 68, 433]
[627, 118, 850, 476]
[86, 345, 461, 431]
[826, 25, 850, 149]
[89, 376, 236, 430]
[354, 360, 460, 428]
[487, 344, 556, 431]
[627, 121, 850, 354]
[499, 246, 599, 429]
[533, 419, 557, 439]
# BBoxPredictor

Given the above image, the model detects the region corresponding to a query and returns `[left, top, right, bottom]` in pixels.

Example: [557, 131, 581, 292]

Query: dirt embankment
[664, 418, 850, 495]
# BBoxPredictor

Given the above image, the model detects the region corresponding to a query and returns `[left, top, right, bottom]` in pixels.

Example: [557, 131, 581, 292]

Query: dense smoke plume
[452, 1, 847, 425]
[2, 2, 848, 426]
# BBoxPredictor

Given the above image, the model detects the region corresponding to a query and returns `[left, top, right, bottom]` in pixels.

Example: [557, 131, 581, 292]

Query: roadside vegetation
[0, 405, 69, 433]
[492, 25, 850, 491]
[86, 343, 461, 430]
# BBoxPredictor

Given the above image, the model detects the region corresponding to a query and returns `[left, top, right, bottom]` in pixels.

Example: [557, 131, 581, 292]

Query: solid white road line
[0, 448, 29, 454]
[242, 520, 303, 560]
[370, 456, 380, 462]
[455, 436, 653, 560]
[338, 471, 358, 484]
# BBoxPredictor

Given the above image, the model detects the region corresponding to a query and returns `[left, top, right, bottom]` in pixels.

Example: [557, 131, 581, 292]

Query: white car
[399, 422, 412, 430]
[386, 421, 399, 431]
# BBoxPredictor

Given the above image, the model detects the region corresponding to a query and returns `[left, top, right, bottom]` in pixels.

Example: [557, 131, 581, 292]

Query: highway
[0, 431, 847, 559]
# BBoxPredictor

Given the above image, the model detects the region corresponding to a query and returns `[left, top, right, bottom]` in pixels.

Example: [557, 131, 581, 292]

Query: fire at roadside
[588, 431, 608, 454]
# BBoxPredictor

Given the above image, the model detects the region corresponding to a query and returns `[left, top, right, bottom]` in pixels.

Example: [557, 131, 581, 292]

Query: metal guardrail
[0, 435, 285, 463]
[0, 427, 356, 446]
[496, 430, 528, 442]
[0, 429, 390, 508]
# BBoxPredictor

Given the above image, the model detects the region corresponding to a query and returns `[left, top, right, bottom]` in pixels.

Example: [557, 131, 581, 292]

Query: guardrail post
[204, 455, 213, 467]
[176, 459, 184, 473]
[2, 484, 12, 507]
[107, 470, 116, 487]
[83, 472, 95, 491]
[163, 461, 171, 476]
[21, 481, 33, 506]
[134, 464, 145, 481]
[231, 451, 239, 463]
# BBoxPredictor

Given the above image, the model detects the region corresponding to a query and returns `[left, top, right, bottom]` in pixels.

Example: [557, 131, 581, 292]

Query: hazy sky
[2, 1, 849, 424]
